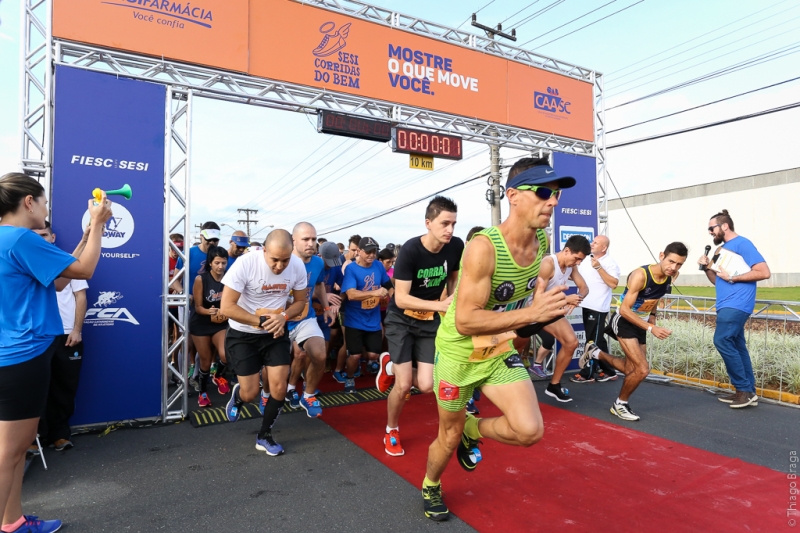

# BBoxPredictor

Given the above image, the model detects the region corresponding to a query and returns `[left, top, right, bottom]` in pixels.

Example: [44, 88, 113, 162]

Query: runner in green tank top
[421, 157, 577, 522]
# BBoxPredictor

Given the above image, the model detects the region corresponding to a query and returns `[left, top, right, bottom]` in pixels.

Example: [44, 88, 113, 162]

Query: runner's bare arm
[394, 279, 449, 313]
[618, 269, 647, 328]
[285, 288, 307, 320]
[220, 286, 261, 328]
[454, 236, 567, 336]
[345, 287, 388, 301]
[193, 276, 215, 316]
[570, 267, 589, 300]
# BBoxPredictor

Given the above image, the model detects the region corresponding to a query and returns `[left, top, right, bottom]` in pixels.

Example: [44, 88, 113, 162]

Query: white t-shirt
[578, 253, 621, 313]
[57, 279, 89, 334]
[544, 253, 572, 291]
[222, 252, 307, 334]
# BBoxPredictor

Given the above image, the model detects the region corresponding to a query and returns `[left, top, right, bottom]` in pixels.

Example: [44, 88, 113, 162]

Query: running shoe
[286, 389, 300, 408]
[259, 392, 268, 415]
[332, 370, 346, 383]
[255, 434, 285, 456]
[7, 516, 63, 533]
[188, 375, 201, 392]
[53, 439, 73, 452]
[300, 395, 322, 418]
[225, 383, 241, 422]
[545, 383, 573, 402]
[422, 484, 449, 521]
[579, 341, 599, 369]
[375, 352, 395, 393]
[595, 372, 618, 382]
[344, 377, 356, 394]
[368, 361, 380, 374]
[210, 362, 218, 375]
[198, 392, 211, 407]
[465, 398, 480, 415]
[353, 365, 362, 378]
[27, 444, 40, 457]
[456, 414, 482, 472]
[212, 375, 230, 395]
[384, 429, 404, 456]
[569, 374, 595, 384]
[610, 401, 640, 421]
[529, 364, 548, 379]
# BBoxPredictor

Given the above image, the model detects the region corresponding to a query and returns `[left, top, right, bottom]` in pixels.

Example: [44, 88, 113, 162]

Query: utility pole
[237, 208, 258, 237]
[489, 130, 502, 226]
[471, 13, 517, 41]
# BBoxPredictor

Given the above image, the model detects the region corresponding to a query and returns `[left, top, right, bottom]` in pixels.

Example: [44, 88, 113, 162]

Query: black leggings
[580, 308, 616, 377]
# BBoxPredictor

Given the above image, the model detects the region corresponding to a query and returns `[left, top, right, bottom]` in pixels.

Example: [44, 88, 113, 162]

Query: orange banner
[52, 0, 594, 142]
[53, 0, 249, 72]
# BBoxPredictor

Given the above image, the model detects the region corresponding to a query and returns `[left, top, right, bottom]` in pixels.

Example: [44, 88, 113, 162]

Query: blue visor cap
[231, 235, 250, 247]
[506, 165, 576, 190]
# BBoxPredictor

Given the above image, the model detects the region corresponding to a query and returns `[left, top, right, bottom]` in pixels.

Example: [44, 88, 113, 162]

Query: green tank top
[436, 226, 549, 363]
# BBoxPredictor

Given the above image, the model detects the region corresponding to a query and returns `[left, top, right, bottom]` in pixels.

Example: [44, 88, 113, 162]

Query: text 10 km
[391, 127, 463, 160]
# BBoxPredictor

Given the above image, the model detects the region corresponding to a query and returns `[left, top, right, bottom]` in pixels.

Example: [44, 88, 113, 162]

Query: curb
[650, 370, 800, 405]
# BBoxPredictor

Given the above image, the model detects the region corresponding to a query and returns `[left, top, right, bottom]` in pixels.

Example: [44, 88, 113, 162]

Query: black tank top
[620, 265, 672, 318]
[199, 271, 224, 310]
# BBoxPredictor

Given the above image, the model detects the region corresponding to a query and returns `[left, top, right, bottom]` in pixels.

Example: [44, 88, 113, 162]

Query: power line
[530, 0, 645, 50]
[456, 0, 496, 29]
[607, 100, 800, 150]
[501, 1, 543, 25]
[509, 0, 566, 31]
[607, 0, 793, 76]
[519, 0, 618, 47]
[607, 75, 800, 134]
[606, 41, 800, 110]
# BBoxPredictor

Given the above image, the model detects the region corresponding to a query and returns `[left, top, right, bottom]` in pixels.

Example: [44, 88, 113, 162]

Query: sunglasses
[708, 224, 721, 232]
[514, 185, 562, 201]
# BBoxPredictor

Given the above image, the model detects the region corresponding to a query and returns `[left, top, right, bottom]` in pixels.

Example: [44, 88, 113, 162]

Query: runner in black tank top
[579, 242, 688, 422]
[190, 246, 231, 407]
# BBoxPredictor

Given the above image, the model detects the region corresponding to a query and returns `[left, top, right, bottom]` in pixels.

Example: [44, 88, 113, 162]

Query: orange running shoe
[375, 352, 395, 393]
[212, 375, 230, 395]
[198, 392, 211, 407]
[384, 428, 404, 456]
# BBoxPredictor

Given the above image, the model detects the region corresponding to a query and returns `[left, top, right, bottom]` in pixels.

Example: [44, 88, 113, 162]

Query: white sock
[385, 361, 394, 376]
[287, 384, 296, 392]
[303, 391, 314, 399]
[261, 390, 270, 399]
[386, 425, 398, 433]
[615, 397, 627, 405]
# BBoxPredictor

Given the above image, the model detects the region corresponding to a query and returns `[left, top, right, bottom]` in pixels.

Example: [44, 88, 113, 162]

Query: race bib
[633, 299, 659, 318]
[210, 310, 228, 324]
[255, 307, 281, 316]
[288, 302, 309, 322]
[361, 296, 380, 309]
[468, 331, 516, 362]
[404, 309, 435, 321]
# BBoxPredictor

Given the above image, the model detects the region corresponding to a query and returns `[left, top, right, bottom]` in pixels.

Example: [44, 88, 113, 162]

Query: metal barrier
[609, 295, 800, 406]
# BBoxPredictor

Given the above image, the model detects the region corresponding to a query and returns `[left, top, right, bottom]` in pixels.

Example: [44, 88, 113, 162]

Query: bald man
[227, 230, 250, 269]
[573, 235, 621, 383]
[221, 229, 308, 456]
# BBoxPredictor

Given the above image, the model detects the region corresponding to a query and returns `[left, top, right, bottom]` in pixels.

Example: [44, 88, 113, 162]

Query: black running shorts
[344, 327, 382, 355]
[384, 310, 436, 365]
[605, 313, 647, 345]
[0, 339, 58, 421]
[225, 328, 291, 376]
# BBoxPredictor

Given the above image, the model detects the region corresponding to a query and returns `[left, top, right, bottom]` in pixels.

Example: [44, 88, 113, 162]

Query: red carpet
[323, 394, 786, 532]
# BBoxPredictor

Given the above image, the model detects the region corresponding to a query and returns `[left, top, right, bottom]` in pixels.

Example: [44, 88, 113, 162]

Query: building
[607, 167, 799, 287]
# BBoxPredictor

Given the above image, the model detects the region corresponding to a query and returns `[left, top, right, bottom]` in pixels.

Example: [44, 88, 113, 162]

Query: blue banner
[553, 152, 598, 370]
[51, 66, 166, 425]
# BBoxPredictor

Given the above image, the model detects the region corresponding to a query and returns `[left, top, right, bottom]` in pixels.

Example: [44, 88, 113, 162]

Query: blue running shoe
[368, 361, 379, 374]
[465, 398, 480, 415]
[344, 377, 356, 394]
[286, 389, 300, 408]
[332, 370, 346, 383]
[255, 434, 284, 456]
[259, 392, 268, 415]
[353, 365, 362, 378]
[8, 516, 62, 533]
[225, 383, 241, 422]
[300, 395, 322, 418]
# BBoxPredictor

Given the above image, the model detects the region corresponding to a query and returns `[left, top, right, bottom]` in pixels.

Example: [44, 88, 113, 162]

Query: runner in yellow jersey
[421, 157, 576, 521]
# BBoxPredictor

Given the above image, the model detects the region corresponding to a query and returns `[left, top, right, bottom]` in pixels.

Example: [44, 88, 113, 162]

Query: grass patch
[613, 285, 800, 302]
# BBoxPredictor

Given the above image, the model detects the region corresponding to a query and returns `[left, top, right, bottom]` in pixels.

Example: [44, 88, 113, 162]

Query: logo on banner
[81, 202, 135, 249]
[85, 291, 140, 326]
[559, 226, 595, 251]
[534, 87, 571, 116]
[103, 1, 214, 30]
[312, 22, 361, 89]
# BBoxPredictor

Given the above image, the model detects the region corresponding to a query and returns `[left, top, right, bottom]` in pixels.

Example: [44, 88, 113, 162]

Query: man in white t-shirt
[220, 230, 308, 457]
[34, 222, 88, 451]
[573, 235, 621, 383]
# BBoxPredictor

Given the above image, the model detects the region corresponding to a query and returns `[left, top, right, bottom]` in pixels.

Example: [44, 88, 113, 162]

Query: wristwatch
[647, 326, 653, 334]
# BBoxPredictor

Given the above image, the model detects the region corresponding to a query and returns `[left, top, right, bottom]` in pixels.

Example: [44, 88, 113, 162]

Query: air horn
[92, 184, 132, 205]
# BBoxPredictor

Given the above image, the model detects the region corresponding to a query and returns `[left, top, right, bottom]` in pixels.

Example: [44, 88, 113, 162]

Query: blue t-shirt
[177, 245, 206, 295]
[0, 227, 76, 366]
[287, 255, 325, 331]
[227, 255, 237, 271]
[715, 236, 765, 313]
[316, 264, 344, 327]
[341, 260, 390, 331]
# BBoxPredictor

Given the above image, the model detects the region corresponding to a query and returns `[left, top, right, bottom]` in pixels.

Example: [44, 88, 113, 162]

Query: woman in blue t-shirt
[0, 173, 111, 533]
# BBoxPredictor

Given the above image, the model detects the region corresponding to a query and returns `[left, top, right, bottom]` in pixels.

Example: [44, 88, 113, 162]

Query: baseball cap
[200, 229, 221, 241]
[319, 242, 343, 267]
[231, 235, 250, 247]
[506, 165, 576, 190]
[358, 236, 379, 252]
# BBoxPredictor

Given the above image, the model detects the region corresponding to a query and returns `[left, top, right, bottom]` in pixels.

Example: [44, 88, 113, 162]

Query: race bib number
[210, 310, 228, 324]
[404, 309, 435, 321]
[288, 302, 309, 322]
[468, 331, 516, 362]
[361, 296, 380, 310]
[255, 307, 281, 316]
[633, 299, 659, 318]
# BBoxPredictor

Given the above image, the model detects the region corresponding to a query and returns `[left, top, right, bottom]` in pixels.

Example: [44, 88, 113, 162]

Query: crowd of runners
[167, 156, 696, 521]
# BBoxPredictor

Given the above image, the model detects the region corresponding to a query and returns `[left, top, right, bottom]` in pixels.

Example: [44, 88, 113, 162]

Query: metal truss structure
[21, 0, 607, 421]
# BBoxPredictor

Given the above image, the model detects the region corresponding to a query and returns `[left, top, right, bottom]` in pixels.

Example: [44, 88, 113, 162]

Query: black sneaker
[422, 483, 449, 521]
[456, 416, 483, 472]
[545, 383, 573, 402]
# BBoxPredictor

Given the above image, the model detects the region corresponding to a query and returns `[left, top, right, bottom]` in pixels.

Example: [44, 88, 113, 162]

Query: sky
[1, 0, 799, 247]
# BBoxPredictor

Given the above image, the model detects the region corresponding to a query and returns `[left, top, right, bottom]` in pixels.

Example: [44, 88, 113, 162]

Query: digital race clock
[317, 110, 392, 143]
[391, 127, 463, 160]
